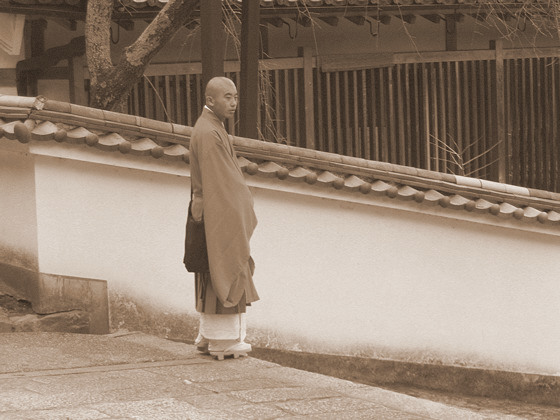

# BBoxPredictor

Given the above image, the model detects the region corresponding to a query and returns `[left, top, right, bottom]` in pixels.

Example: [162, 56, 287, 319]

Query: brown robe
[189, 108, 259, 314]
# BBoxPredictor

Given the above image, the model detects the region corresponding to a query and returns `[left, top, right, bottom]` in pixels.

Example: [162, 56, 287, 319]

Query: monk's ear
[206, 96, 214, 107]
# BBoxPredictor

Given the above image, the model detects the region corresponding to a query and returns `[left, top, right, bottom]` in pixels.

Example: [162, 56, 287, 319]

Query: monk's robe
[189, 108, 259, 315]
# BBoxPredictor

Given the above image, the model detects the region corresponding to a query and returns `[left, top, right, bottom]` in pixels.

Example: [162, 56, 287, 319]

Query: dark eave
[0, 0, 538, 24]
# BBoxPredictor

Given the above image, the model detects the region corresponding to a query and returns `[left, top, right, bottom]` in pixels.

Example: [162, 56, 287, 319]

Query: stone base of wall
[250, 347, 560, 407]
[0, 262, 109, 334]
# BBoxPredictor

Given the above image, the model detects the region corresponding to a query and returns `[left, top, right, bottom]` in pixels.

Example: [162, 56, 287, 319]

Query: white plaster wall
[249, 183, 560, 374]
[31, 149, 193, 312]
[0, 142, 39, 269]
[4, 139, 560, 374]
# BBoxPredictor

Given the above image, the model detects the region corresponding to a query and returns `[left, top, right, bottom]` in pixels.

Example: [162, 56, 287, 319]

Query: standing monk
[189, 77, 259, 360]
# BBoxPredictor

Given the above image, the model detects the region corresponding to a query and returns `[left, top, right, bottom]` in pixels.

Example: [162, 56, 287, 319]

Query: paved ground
[0, 332, 558, 419]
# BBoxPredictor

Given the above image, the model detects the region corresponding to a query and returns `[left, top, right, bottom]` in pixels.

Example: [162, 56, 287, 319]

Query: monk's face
[207, 79, 238, 122]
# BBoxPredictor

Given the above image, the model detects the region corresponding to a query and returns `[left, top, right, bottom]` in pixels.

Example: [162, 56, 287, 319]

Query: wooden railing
[89, 43, 560, 193]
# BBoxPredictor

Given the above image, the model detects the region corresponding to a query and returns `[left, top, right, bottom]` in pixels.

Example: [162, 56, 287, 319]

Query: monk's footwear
[194, 335, 209, 355]
[208, 341, 251, 361]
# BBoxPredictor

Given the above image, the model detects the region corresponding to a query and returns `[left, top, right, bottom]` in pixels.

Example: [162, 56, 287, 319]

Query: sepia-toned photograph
[0, 1, 559, 418]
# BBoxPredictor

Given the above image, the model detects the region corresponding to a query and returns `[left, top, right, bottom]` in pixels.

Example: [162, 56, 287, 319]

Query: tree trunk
[86, 0, 200, 111]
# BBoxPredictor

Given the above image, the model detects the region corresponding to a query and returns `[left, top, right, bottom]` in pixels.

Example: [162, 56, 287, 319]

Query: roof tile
[449, 194, 470, 209]
[480, 179, 508, 193]
[130, 138, 160, 155]
[371, 180, 392, 194]
[31, 121, 58, 141]
[257, 161, 286, 178]
[162, 144, 188, 159]
[343, 174, 365, 191]
[396, 185, 419, 200]
[97, 133, 128, 151]
[42, 100, 72, 114]
[522, 206, 541, 220]
[473, 198, 494, 213]
[423, 189, 445, 204]
[455, 175, 482, 189]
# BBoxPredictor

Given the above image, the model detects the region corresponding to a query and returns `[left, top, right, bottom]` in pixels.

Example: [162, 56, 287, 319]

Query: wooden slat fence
[85, 44, 560, 193]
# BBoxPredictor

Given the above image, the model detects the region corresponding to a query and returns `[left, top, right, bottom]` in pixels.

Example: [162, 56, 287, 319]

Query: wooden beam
[370, 14, 392, 25]
[201, 0, 224, 88]
[293, 16, 312, 27]
[345, 15, 365, 26]
[421, 14, 441, 24]
[16, 36, 85, 73]
[445, 13, 465, 23]
[319, 16, 339, 26]
[239, 0, 260, 139]
[398, 14, 416, 24]
[116, 19, 134, 31]
[53, 19, 77, 31]
[264, 17, 284, 27]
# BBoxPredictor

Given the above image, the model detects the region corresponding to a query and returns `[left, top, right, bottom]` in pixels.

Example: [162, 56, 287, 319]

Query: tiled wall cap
[54, 129, 67, 142]
[523, 206, 541, 220]
[287, 166, 312, 181]
[455, 175, 482, 188]
[413, 191, 425, 203]
[97, 133, 126, 150]
[163, 144, 189, 158]
[499, 202, 519, 216]
[66, 127, 93, 144]
[537, 212, 549, 224]
[257, 161, 285, 178]
[370, 180, 391, 194]
[0, 95, 38, 109]
[474, 198, 493, 212]
[85, 133, 99, 146]
[424, 189, 445, 203]
[344, 175, 366, 190]
[130, 138, 160, 154]
[150, 146, 165, 158]
[396, 185, 419, 200]
[317, 170, 341, 185]
[32, 121, 58, 140]
[14, 121, 31, 143]
[449, 194, 471, 209]
[386, 186, 399, 198]
[548, 211, 560, 223]
[1, 95, 559, 229]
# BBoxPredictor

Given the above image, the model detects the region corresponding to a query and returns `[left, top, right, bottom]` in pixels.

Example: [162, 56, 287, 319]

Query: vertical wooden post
[239, 0, 260, 139]
[69, 55, 86, 105]
[491, 39, 507, 183]
[18, 19, 47, 96]
[201, 0, 224, 90]
[302, 47, 316, 149]
[445, 15, 457, 51]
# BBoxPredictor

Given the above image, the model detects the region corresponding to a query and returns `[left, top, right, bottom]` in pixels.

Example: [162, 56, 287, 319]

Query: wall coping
[1, 94, 559, 229]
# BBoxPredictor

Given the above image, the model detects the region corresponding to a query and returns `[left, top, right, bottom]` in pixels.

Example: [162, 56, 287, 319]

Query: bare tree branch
[86, 0, 200, 111]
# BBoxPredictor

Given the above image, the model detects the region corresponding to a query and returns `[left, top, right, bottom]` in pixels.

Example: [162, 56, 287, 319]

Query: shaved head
[205, 77, 238, 122]
[205, 77, 236, 100]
